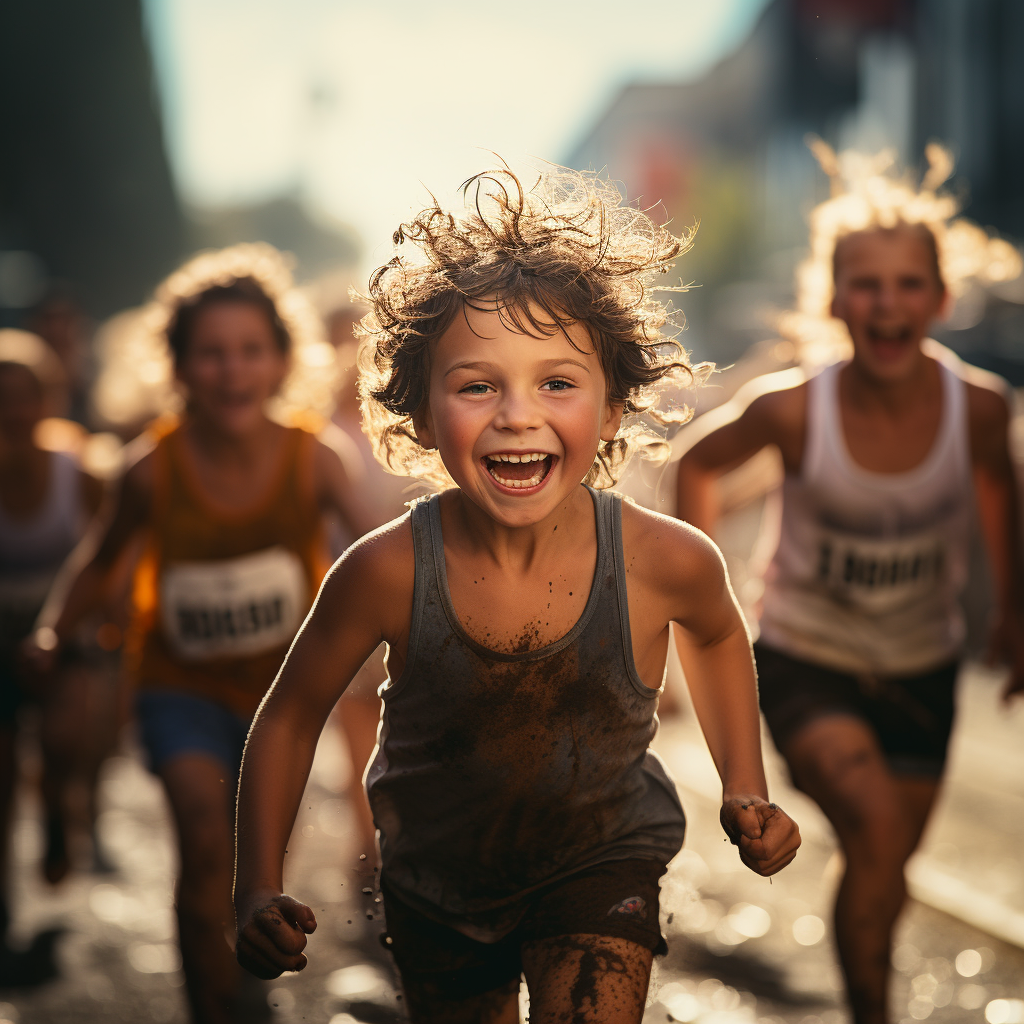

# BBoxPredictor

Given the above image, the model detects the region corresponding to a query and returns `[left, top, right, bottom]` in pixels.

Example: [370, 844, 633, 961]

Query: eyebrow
[443, 357, 592, 378]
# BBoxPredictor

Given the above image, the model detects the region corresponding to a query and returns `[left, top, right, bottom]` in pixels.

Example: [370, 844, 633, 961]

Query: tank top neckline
[426, 485, 608, 663]
[815, 359, 960, 491]
[165, 423, 304, 524]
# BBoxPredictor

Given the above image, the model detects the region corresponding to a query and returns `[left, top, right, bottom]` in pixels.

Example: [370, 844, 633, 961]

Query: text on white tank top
[759, 359, 973, 676]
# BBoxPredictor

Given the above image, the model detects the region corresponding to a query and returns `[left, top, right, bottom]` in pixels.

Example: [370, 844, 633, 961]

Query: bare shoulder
[318, 510, 415, 635]
[746, 377, 807, 433]
[964, 375, 1013, 467]
[313, 424, 365, 482]
[965, 375, 1012, 430]
[118, 433, 159, 503]
[619, 498, 727, 596]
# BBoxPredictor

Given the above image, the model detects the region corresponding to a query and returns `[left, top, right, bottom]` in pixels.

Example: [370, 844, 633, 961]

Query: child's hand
[20, 628, 60, 678]
[235, 890, 317, 979]
[720, 795, 801, 876]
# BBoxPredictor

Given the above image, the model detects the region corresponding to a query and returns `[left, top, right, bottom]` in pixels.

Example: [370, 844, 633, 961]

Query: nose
[492, 386, 544, 434]
[874, 281, 899, 312]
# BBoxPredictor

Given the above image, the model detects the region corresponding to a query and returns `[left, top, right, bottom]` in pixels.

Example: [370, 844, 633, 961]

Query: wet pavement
[2, 663, 1023, 1024]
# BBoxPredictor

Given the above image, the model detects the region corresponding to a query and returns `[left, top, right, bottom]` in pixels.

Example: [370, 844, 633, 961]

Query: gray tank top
[365, 486, 686, 941]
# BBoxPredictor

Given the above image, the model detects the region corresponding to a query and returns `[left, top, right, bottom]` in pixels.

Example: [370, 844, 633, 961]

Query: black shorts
[380, 858, 668, 1001]
[754, 642, 958, 777]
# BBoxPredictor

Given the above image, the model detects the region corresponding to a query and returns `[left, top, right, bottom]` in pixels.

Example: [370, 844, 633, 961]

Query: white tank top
[0, 452, 86, 648]
[759, 359, 973, 676]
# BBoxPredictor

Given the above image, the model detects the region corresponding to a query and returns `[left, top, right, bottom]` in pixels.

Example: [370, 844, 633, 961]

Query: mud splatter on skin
[401, 975, 520, 1024]
[523, 934, 652, 1023]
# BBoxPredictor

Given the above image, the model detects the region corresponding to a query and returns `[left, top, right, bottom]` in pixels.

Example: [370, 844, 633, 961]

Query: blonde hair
[0, 328, 66, 398]
[781, 140, 1022, 363]
[92, 243, 337, 430]
[359, 163, 707, 490]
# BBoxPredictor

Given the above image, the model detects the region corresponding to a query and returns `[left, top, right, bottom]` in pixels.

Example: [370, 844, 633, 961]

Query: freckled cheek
[433, 400, 491, 464]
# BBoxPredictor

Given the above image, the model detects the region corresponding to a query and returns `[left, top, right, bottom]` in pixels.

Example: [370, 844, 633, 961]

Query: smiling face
[175, 301, 288, 436]
[414, 303, 622, 527]
[831, 225, 948, 382]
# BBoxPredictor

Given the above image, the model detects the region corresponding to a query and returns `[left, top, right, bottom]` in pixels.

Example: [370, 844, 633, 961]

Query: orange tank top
[131, 424, 327, 717]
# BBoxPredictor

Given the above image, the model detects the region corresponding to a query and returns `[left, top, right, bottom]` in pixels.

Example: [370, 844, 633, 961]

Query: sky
[143, 0, 770, 274]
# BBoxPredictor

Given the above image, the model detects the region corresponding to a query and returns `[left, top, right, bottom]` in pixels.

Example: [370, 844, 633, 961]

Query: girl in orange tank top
[132, 422, 325, 718]
[28, 245, 373, 1024]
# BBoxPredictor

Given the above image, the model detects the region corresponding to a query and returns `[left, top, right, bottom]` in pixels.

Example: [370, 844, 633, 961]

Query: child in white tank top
[676, 144, 1023, 1024]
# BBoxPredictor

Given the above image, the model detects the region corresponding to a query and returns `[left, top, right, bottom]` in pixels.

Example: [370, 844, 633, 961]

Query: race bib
[814, 528, 947, 616]
[160, 547, 307, 660]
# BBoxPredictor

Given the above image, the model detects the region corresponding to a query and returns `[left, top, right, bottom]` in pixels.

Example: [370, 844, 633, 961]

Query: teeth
[488, 465, 547, 488]
[488, 452, 547, 463]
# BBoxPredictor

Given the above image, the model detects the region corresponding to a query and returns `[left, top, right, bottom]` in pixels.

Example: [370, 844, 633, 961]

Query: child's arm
[967, 381, 1024, 700]
[234, 524, 411, 978]
[676, 374, 805, 535]
[314, 432, 381, 540]
[632, 509, 800, 875]
[26, 447, 153, 669]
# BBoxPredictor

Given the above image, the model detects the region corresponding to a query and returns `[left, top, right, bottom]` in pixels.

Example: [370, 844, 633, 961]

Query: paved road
[2, 664, 1022, 1024]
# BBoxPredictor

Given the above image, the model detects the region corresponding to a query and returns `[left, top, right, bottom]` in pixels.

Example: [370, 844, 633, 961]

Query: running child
[675, 144, 1024, 1024]
[234, 165, 801, 1024]
[27, 245, 374, 1024]
[0, 330, 106, 970]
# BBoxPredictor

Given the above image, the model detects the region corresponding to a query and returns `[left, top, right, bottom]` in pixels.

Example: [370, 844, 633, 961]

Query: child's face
[0, 365, 45, 447]
[415, 303, 622, 526]
[830, 226, 947, 381]
[175, 301, 288, 436]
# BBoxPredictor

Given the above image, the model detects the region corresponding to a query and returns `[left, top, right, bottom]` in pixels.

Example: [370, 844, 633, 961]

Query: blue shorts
[136, 689, 252, 779]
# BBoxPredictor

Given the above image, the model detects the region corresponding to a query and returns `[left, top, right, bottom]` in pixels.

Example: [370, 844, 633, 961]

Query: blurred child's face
[0, 365, 45, 447]
[831, 226, 947, 381]
[175, 301, 288, 436]
[415, 303, 622, 527]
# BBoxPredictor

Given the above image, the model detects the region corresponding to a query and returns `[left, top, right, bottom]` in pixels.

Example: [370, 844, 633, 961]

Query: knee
[833, 796, 917, 873]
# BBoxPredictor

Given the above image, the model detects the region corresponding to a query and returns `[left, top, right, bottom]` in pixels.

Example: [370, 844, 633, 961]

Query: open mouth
[866, 324, 913, 343]
[483, 452, 554, 490]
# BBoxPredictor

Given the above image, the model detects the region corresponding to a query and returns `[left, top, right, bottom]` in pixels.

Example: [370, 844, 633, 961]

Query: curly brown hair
[358, 162, 707, 489]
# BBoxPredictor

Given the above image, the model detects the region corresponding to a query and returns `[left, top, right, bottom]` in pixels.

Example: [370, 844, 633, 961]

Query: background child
[675, 144, 1023, 1024]
[26, 245, 374, 1024]
[234, 165, 801, 1024]
[0, 330, 106, 977]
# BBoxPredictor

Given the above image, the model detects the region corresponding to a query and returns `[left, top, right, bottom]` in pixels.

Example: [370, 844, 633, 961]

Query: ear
[600, 401, 624, 443]
[411, 402, 437, 450]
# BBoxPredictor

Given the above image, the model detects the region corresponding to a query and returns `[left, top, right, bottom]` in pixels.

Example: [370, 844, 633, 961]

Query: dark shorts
[381, 858, 668, 1001]
[754, 642, 958, 777]
[136, 689, 251, 779]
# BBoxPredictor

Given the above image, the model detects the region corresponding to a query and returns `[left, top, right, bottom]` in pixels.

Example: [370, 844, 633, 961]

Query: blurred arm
[33, 447, 152, 651]
[968, 382, 1024, 697]
[314, 432, 380, 540]
[676, 372, 805, 537]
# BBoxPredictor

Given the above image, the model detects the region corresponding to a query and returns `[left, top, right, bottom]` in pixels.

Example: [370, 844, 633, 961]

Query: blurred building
[0, 0, 186, 325]
[566, 0, 1024, 377]
[0, 2, 359, 332]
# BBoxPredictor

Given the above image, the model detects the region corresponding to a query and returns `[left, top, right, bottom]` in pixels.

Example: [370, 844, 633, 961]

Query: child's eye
[541, 379, 575, 392]
[459, 383, 492, 395]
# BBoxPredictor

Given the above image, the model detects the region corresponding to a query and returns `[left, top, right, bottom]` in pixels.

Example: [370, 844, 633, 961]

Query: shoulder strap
[802, 362, 841, 480]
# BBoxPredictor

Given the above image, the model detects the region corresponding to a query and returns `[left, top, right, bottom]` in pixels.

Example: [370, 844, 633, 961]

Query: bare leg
[40, 659, 119, 882]
[399, 975, 520, 1024]
[160, 753, 241, 1024]
[522, 933, 653, 1024]
[784, 716, 940, 1024]
[0, 727, 15, 936]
